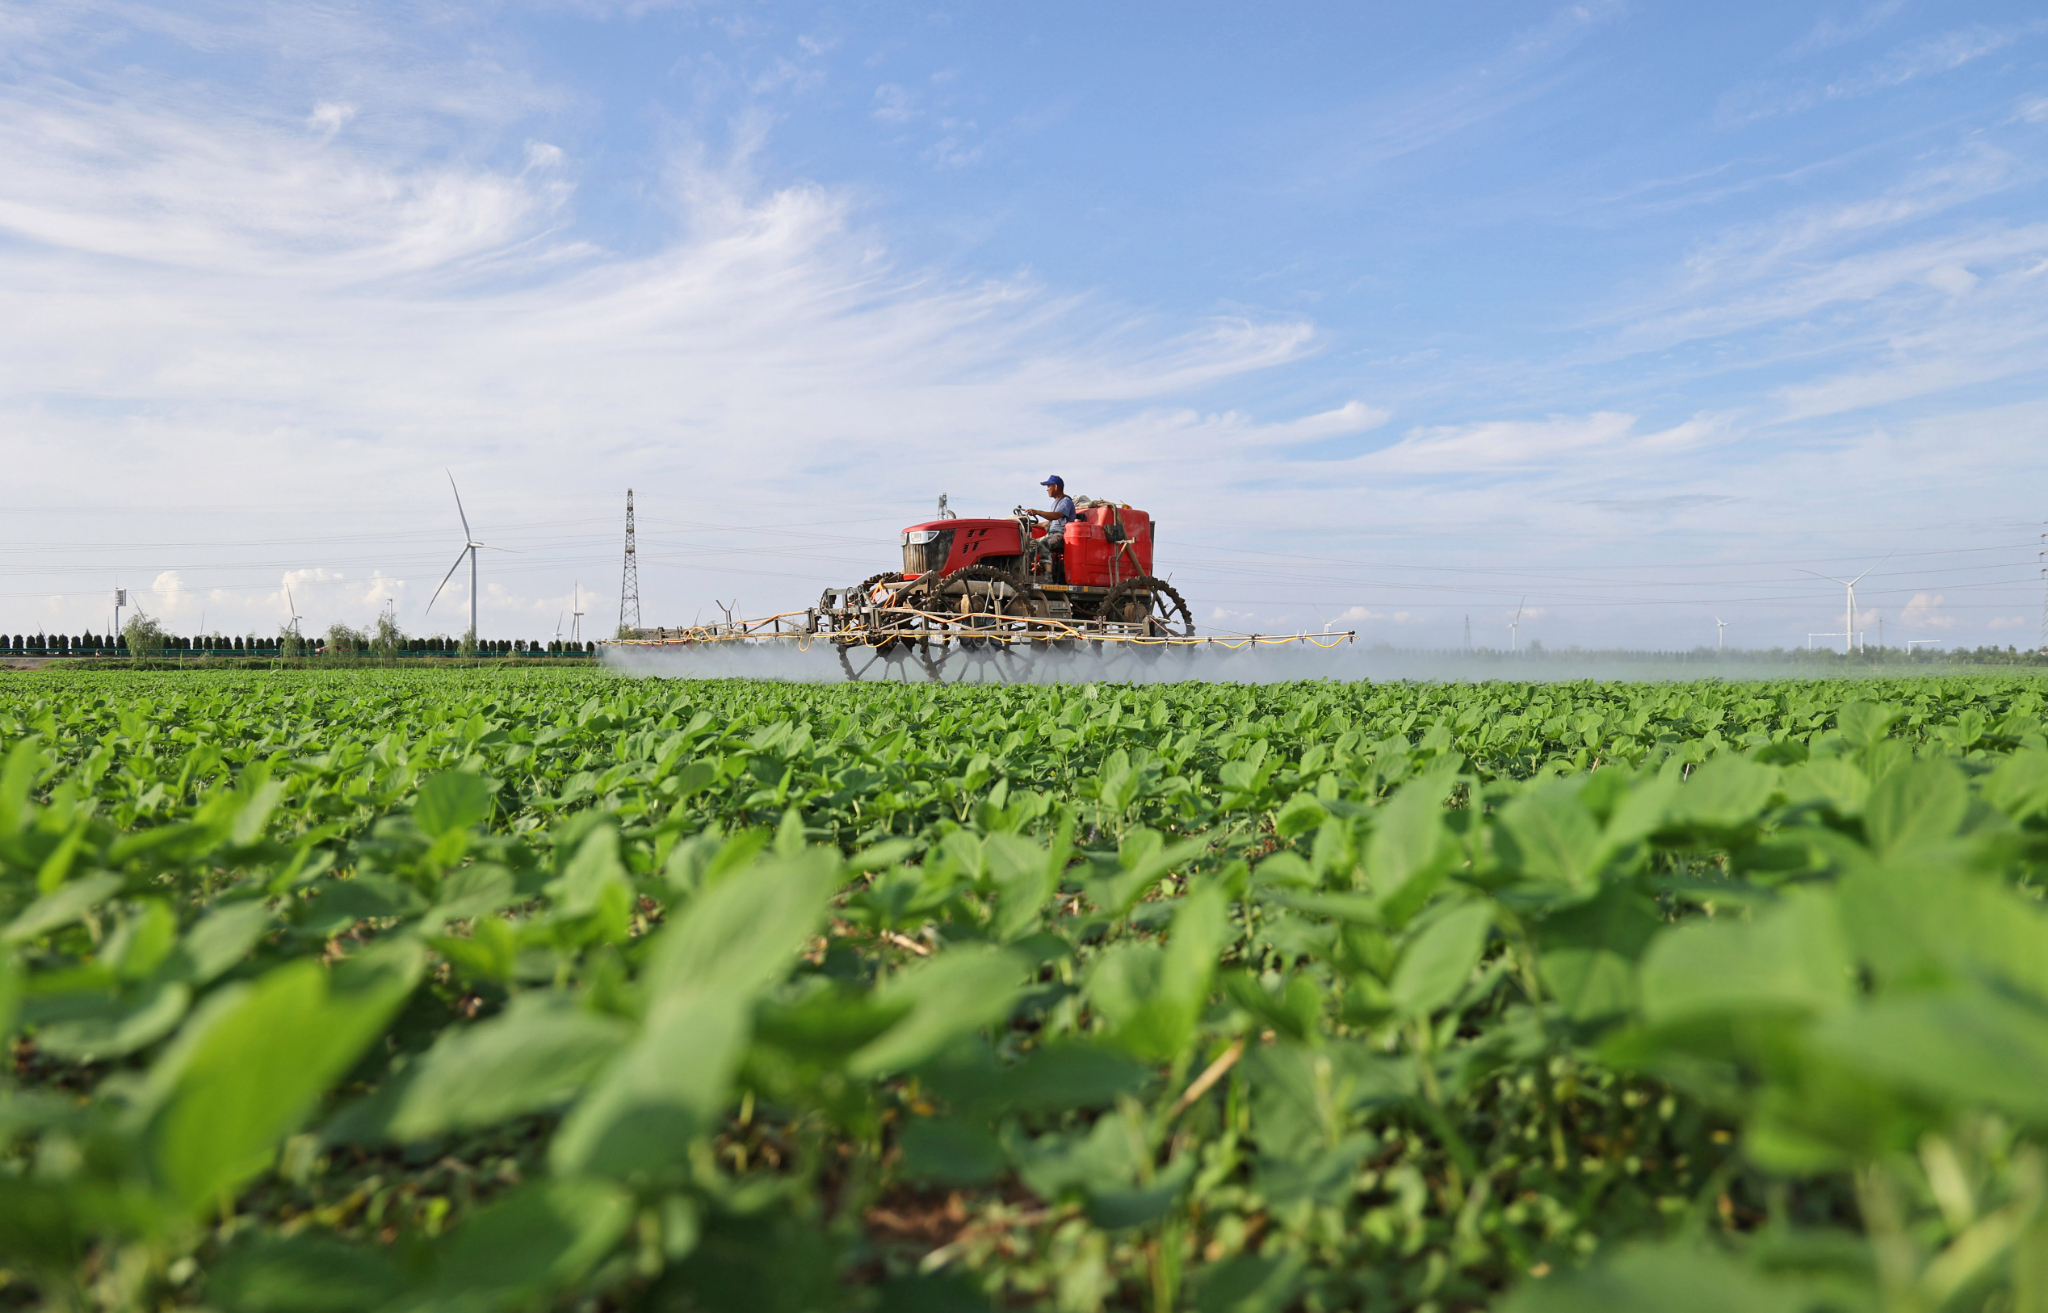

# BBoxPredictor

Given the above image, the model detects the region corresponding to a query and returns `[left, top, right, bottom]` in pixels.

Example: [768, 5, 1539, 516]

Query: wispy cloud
[1723, 21, 2042, 125]
[1784, 0, 1907, 59]
[1343, 411, 1727, 476]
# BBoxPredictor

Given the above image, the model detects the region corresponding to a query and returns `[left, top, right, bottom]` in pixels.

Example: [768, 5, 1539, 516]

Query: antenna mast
[619, 490, 641, 635]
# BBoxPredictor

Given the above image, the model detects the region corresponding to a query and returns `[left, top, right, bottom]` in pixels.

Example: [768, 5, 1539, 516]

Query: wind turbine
[570, 583, 584, 644]
[1801, 557, 1889, 655]
[1715, 617, 1728, 650]
[427, 473, 512, 641]
[284, 585, 304, 639]
[1509, 598, 1525, 653]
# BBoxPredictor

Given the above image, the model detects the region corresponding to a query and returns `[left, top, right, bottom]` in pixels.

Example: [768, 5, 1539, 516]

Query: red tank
[1058, 504, 1154, 587]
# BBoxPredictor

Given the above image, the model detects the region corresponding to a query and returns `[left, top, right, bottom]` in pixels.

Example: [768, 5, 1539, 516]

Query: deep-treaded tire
[1101, 576, 1194, 639]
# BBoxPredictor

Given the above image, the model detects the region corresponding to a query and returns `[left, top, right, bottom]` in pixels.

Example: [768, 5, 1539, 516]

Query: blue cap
[1041, 475, 1064, 488]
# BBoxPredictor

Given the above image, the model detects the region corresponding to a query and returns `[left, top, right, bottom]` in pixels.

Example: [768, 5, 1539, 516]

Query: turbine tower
[1715, 617, 1727, 650]
[1802, 558, 1887, 655]
[427, 472, 509, 641]
[571, 583, 585, 644]
[1509, 598, 1524, 653]
[618, 490, 641, 635]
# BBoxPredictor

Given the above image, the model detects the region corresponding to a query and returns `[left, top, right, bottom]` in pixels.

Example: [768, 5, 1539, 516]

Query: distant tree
[326, 623, 367, 655]
[123, 612, 166, 662]
[372, 602, 404, 659]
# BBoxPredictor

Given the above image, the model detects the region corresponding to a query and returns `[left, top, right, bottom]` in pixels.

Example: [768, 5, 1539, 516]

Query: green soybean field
[4, 666, 2048, 1313]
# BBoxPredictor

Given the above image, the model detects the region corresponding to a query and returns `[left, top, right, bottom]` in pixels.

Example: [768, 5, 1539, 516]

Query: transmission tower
[618, 489, 641, 635]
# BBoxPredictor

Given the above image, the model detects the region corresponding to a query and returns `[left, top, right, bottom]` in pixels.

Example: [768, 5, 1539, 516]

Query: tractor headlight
[903, 530, 940, 545]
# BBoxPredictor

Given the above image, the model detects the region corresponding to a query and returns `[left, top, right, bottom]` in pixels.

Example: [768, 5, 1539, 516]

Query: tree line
[5, 618, 599, 659]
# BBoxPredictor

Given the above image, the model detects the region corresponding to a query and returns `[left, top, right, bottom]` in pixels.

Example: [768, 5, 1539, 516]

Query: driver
[1022, 476, 1078, 576]
[1024, 476, 1078, 533]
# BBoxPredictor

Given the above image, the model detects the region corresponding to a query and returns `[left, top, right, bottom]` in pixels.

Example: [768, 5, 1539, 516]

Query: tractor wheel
[832, 571, 923, 682]
[915, 565, 1046, 684]
[1100, 577, 1194, 639]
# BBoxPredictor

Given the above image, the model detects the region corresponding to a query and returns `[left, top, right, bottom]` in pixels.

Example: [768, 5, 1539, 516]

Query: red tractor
[814, 499, 1193, 682]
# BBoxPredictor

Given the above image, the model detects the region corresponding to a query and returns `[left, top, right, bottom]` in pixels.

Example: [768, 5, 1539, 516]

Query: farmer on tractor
[1021, 475, 1078, 580]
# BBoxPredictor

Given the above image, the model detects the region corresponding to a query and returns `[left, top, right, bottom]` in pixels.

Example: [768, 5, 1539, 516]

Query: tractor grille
[901, 528, 955, 575]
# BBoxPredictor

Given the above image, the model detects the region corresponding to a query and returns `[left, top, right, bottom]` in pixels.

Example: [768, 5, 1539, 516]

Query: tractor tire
[1101, 576, 1194, 639]
[915, 564, 1047, 684]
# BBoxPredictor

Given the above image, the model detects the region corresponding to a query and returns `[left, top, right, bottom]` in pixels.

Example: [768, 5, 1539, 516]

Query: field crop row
[2, 668, 2046, 1312]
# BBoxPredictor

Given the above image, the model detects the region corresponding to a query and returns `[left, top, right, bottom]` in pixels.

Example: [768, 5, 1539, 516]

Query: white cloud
[307, 101, 355, 136]
[1925, 263, 1979, 297]
[1989, 615, 2031, 630]
[1899, 592, 1958, 630]
[1785, 0, 1906, 58]
[1344, 411, 1722, 474]
[1723, 22, 2030, 124]
[872, 84, 916, 124]
[149, 570, 194, 619]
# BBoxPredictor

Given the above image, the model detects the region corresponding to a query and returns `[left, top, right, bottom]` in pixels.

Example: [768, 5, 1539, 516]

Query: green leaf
[1496, 785, 1602, 893]
[25, 980, 191, 1060]
[3, 873, 122, 945]
[210, 1235, 406, 1313]
[1087, 828, 1207, 917]
[1840, 862, 2048, 1002]
[1834, 701, 1901, 750]
[1190, 1254, 1307, 1313]
[179, 902, 273, 983]
[548, 990, 749, 1180]
[0, 735, 44, 841]
[412, 770, 494, 839]
[1274, 792, 1329, 838]
[550, 820, 630, 915]
[1668, 756, 1776, 831]
[550, 853, 837, 1179]
[1500, 1241, 1826, 1313]
[1365, 771, 1457, 920]
[427, 1179, 633, 1300]
[899, 1117, 1006, 1185]
[1862, 758, 1968, 857]
[150, 944, 423, 1211]
[1811, 989, 2048, 1122]
[1389, 902, 1491, 1018]
[1537, 884, 1662, 1024]
[984, 830, 1058, 941]
[1637, 890, 1850, 1027]
[371, 996, 633, 1142]
[847, 946, 1030, 1078]
[1084, 885, 1228, 1061]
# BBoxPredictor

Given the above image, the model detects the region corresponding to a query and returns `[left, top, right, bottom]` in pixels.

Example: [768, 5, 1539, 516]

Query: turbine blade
[447, 470, 473, 540]
[425, 548, 469, 614]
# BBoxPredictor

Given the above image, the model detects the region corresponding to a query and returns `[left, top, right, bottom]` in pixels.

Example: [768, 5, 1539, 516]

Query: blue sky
[4, 0, 2047, 649]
